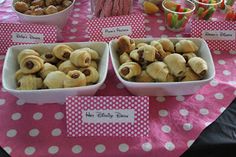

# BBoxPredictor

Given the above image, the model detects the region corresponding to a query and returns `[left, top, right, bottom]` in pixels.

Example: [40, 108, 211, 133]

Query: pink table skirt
[0, 0, 236, 157]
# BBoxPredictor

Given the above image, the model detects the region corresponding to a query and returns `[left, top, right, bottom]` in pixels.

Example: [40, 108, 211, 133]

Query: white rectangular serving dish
[109, 38, 215, 96]
[12, 0, 75, 29]
[2, 42, 109, 104]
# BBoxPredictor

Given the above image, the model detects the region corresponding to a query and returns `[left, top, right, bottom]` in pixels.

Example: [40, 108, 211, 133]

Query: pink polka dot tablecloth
[0, 0, 236, 156]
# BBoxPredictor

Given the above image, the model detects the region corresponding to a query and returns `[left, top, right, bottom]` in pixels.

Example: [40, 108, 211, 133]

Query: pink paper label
[191, 20, 236, 51]
[0, 23, 57, 54]
[66, 96, 149, 137]
[87, 14, 145, 42]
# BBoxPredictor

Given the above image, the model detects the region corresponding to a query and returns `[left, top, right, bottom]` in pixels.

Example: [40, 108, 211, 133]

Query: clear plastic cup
[162, 0, 195, 32]
[193, 0, 222, 20]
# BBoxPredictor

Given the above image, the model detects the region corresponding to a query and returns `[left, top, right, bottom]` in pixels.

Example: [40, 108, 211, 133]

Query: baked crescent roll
[15, 69, 26, 81]
[129, 50, 140, 62]
[20, 55, 44, 74]
[41, 52, 59, 64]
[44, 71, 66, 89]
[58, 60, 77, 74]
[182, 53, 197, 62]
[120, 52, 132, 64]
[64, 70, 87, 88]
[150, 40, 169, 58]
[158, 38, 175, 52]
[39, 63, 57, 79]
[90, 61, 98, 70]
[136, 43, 148, 49]
[52, 44, 73, 60]
[70, 49, 91, 67]
[164, 53, 186, 78]
[17, 75, 43, 90]
[79, 48, 100, 60]
[118, 62, 142, 80]
[135, 70, 155, 82]
[139, 45, 157, 62]
[117, 35, 135, 54]
[18, 49, 39, 63]
[175, 40, 199, 53]
[182, 67, 201, 82]
[80, 66, 99, 84]
[188, 57, 208, 77]
[146, 61, 169, 82]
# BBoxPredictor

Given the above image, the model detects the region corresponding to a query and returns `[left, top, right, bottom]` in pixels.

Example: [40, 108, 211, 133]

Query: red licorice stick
[167, 13, 172, 27]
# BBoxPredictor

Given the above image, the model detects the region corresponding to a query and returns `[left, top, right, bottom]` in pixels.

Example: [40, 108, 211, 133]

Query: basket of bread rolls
[109, 35, 215, 96]
[2, 42, 109, 104]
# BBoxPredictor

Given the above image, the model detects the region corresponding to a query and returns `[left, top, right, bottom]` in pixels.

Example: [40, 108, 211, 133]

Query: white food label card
[87, 14, 145, 42]
[66, 96, 149, 137]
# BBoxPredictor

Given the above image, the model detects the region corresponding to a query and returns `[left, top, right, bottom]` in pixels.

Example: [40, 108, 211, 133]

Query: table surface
[0, 0, 236, 157]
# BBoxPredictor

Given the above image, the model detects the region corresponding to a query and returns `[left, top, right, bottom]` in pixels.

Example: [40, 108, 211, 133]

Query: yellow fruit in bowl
[143, 1, 160, 14]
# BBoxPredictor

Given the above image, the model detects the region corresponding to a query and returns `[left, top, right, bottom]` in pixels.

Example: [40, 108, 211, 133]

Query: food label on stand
[202, 30, 235, 41]
[82, 109, 135, 124]
[0, 23, 57, 54]
[102, 26, 132, 38]
[12, 32, 45, 43]
[191, 20, 236, 51]
[66, 96, 149, 137]
[87, 14, 145, 42]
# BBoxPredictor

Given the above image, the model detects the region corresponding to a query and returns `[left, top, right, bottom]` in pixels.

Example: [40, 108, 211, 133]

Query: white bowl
[109, 38, 215, 96]
[2, 42, 109, 104]
[12, 0, 75, 29]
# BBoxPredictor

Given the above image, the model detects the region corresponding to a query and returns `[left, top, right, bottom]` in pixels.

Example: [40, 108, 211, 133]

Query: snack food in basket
[14, 0, 73, 15]
[116, 35, 208, 83]
[15, 44, 100, 90]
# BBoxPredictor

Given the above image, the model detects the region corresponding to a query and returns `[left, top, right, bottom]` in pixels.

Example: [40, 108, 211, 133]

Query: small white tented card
[87, 14, 145, 42]
[66, 96, 149, 137]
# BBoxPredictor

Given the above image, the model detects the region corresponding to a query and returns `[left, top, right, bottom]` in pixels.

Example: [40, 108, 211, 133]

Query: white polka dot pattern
[161, 125, 171, 133]
[119, 143, 129, 152]
[141, 142, 152, 152]
[72, 145, 82, 154]
[6, 129, 17, 137]
[158, 109, 168, 117]
[33, 112, 43, 120]
[24, 146, 36, 155]
[0, 99, 6, 105]
[187, 140, 195, 148]
[95, 144, 106, 153]
[156, 96, 166, 102]
[3, 146, 12, 154]
[66, 96, 149, 137]
[48, 146, 59, 154]
[29, 129, 40, 137]
[165, 142, 175, 151]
